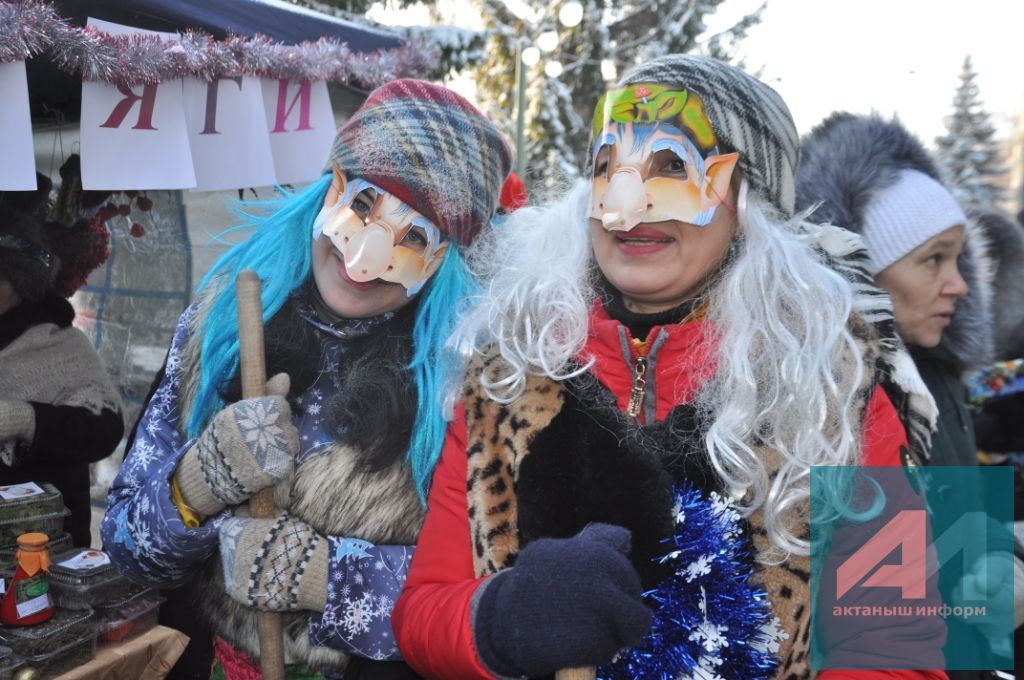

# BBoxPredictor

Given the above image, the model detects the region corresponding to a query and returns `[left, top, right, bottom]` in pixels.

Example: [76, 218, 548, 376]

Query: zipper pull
[626, 355, 647, 418]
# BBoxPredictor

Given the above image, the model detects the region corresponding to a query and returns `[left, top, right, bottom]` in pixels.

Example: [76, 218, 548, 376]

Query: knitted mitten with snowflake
[175, 373, 298, 517]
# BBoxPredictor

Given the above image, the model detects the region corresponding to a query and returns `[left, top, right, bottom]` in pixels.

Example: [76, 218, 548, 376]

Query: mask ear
[324, 165, 347, 209]
[699, 152, 739, 212]
[422, 241, 449, 281]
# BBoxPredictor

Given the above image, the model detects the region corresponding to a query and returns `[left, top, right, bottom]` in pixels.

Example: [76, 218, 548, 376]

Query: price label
[0, 482, 45, 501]
[58, 549, 111, 570]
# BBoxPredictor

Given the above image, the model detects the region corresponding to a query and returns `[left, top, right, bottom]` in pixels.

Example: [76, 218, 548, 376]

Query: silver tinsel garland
[0, 0, 439, 88]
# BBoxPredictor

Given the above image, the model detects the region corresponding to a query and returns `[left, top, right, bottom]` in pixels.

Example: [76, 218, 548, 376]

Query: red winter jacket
[394, 305, 948, 680]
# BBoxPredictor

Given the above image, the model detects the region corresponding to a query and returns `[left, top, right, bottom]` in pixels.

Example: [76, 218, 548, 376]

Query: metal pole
[514, 41, 527, 180]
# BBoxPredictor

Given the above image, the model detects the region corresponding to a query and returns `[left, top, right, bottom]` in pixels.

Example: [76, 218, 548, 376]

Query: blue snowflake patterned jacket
[101, 304, 416, 660]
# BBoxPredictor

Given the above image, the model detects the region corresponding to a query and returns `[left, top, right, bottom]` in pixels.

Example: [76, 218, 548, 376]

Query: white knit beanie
[860, 169, 967, 274]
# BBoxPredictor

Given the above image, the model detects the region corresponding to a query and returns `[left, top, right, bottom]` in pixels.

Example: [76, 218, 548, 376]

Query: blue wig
[407, 245, 477, 501]
[186, 173, 476, 502]
[187, 175, 330, 439]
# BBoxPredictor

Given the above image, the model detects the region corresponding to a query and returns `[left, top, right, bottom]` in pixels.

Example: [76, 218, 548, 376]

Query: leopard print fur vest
[461, 314, 929, 680]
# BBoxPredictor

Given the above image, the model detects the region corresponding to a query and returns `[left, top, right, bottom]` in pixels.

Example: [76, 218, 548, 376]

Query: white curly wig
[450, 178, 868, 559]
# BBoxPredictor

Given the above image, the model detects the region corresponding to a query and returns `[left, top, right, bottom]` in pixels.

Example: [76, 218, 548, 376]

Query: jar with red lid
[0, 532, 54, 626]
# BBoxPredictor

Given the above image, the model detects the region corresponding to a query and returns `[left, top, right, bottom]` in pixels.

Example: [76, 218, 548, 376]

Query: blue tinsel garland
[597, 482, 784, 680]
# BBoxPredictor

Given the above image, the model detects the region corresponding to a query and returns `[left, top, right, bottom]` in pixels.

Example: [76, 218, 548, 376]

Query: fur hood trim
[795, 113, 993, 371]
[971, 208, 1024, 360]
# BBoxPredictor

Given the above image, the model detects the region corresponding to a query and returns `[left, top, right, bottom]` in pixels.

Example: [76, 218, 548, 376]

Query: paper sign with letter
[80, 18, 196, 190]
[261, 78, 335, 185]
[0, 61, 37, 190]
[184, 76, 275, 191]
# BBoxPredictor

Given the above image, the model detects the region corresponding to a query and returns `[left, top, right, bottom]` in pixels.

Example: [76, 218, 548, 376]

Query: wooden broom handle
[236, 269, 286, 680]
[555, 668, 596, 680]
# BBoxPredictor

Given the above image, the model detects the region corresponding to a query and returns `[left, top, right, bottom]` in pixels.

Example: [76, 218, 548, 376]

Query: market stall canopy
[27, 0, 402, 121]
[55, 0, 401, 48]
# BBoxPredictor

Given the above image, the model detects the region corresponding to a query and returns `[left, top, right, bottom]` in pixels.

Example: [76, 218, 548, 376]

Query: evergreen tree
[294, 0, 417, 15]
[935, 55, 1007, 210]
[293, 0, 487, 82]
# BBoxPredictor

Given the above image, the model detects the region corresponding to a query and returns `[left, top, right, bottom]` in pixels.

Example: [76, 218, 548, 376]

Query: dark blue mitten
[473, 523, 652, 678]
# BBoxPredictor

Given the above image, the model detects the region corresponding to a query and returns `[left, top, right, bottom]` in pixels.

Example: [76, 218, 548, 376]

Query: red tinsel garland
[0, 0, 439, 88]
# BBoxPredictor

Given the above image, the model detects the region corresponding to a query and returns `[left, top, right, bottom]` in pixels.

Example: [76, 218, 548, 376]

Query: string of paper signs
[0, 0, 439, 89]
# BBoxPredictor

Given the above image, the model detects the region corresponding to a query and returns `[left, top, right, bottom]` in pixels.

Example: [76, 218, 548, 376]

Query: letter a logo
[836, 509, 927, 600]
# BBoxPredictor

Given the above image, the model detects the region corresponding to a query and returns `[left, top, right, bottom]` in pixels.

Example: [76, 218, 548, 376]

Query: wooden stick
[555, 668, 596, 680]
[235, 269, 286, 680]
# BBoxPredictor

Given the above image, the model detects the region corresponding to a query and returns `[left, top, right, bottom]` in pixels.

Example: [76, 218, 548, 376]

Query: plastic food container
[0, 508, 70, 548]
[18, 627, 96, 676]
[0, 645, 26, 680]
[0, 606, 94, 659]
[97, 589, 163, 643]
[0, 482, 63, 522]
[0, 531, 71, 572]
[47, 549, 138, 610]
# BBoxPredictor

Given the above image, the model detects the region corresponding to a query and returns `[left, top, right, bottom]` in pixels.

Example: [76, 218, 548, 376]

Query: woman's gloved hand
[473, 523, 652, 678]
[953, 551, 1024, 637]
[219, 512, 328, 612]
[174, 373, 299, 518]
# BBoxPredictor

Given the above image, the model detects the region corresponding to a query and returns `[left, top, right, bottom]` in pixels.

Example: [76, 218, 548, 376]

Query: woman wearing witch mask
[101, 80, 511, 678]
[393, 56, 948, 679]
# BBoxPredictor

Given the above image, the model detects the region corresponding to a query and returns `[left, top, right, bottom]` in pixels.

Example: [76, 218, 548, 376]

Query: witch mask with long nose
[313, 169, 447, 296]
[589, 83, 738, 232]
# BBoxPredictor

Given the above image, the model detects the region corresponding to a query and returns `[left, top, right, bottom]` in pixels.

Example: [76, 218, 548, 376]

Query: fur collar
[796, 113, 993, 372]
[516, 366, 714, 588]
[0, 292, 74, 349]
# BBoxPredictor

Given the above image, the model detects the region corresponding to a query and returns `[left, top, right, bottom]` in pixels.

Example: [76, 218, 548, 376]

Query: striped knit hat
[619, 55, 800, 217]
[330, 79, 512, 247]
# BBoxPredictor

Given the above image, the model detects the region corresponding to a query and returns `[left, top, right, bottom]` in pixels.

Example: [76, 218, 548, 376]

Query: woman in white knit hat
[797, 112, 1024, 679]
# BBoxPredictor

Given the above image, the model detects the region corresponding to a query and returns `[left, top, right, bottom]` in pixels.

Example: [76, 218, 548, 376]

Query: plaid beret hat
[330, 79, 513, 247]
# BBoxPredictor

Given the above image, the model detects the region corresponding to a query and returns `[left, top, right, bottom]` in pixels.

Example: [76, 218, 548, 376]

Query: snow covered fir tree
[935, 55, 1008, 211]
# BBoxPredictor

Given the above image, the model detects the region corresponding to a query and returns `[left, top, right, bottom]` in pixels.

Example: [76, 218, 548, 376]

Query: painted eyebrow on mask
[650, 136, 710, 179]
[410, 215, 441, 248]
[630, 123, 656, 153]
